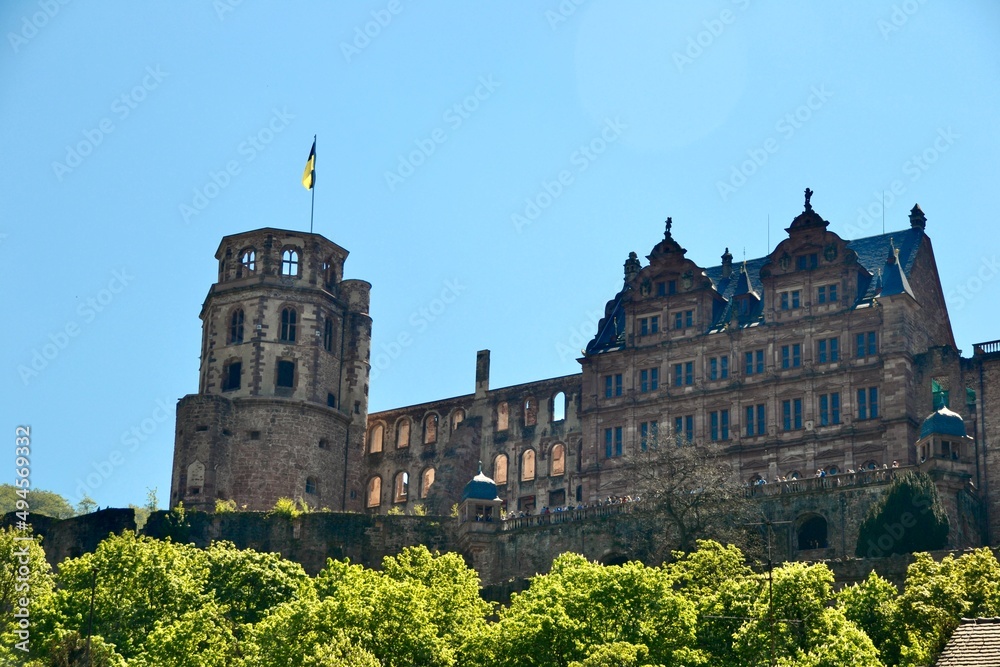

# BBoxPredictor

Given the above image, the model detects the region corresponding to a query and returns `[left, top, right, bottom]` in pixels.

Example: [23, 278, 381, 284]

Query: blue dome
[462, 462, 500, 501]
[919, 406, 967, 439]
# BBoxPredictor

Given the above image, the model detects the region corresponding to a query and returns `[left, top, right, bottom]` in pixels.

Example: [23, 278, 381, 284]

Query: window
[604, 374, 623, 398]
[239, 249, 255, 276]
[396, 419, 410, 448]
[276, 360, 294, 388]
[423, 414, 438, 444]
[223, 360, 241, 391]
[744, 404, 767, 437]
[781, 344, 801, 369]
[367, 477, 381, 508]
[494, 454, 508, 485]
[638, 316, 659, 336]
[323, 317, 334, 352]
[674, 309, 694, 329]
[858, 387, 879, 420]
[856, 331, 878, 358]
[674, 361, 694, 387]
[640, 367, 659, 393]
[710, 410, 730, 441]
[656, 281, 666, 296]
[524, 398, 537, 426]
[640, 420, 658, 451]
[550, 443, 565, 476]
[709, 355, 729, 380]
[230, 309, 244, 344]
[281, 249, 299, 276]
[674, 415, 694, 443]
[393, 471, 408, 503]
[305, 477, 317, 495]
[782, 399, 803, 431]
[421, 468, 435, 498]
[451, 409, 465, 431]
[280, 308, 297, 342]
[817, 284, 839, 304]
[497, 402, 509, 431]
[780, 290, 801, 310]
[745, 349, 765, 376]
[796, 253, 818, 270]
[521, 450, 536, 481]
[798, 515, 828, 550]
[552, 392, 566, 422]
[819, 393, 841, 426]
[368, 424, 384, 454]
[817, 338, 839, 364]
[604, 427, 623, 458]
[327, 393, 336, 408]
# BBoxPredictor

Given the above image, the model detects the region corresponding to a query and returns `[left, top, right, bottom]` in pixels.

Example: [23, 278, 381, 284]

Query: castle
[169, 190, 1000, 564]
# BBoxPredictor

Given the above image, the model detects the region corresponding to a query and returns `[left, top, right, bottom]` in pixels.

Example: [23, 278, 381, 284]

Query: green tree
[0, 484, 75, 519]
[205, 540, 309, 627]
[856, 471, 949, 557]
[837, 571, 901, 665]
[568, 641, 661, 667]
[0, 528, 53, 661]
[129, 601, 236, 667]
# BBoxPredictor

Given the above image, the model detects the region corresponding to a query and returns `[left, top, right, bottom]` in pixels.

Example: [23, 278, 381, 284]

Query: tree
[204, 540, 309, 627]
[837, 571, 902, 665]
[855, 471, 949, 558]
[0, 528, 53, 661]
[128, 601, 236, 667]
[623, 439, 756, 560]
[0, 484, 75, 519]
[76, 495, 97, 515]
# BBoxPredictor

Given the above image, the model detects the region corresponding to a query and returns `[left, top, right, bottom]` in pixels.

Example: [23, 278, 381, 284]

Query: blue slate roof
[462, 463, 501, 501]
[586, 227, 925, 354]
[920, 406, 968, 439]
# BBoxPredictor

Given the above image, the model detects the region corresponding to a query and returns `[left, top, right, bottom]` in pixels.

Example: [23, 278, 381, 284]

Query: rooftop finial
[665, 217, 673, 236]
[909, 203, 926, 230]
[887, 237, 897, 265]
[477, 460, 483, 475]
[804, 187, 813, 212]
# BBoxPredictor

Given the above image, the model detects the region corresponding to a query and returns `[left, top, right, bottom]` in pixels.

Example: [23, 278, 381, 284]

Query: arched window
[393, 471, 409, 503]
[552, 392, 566, 422]
[322, 256, 336, 289]
[323, 317, 334, 352]
[281, 249, 300, 276]
[521, 449, 536, 482]
[423, 414, 438, 444]
[366, 477, 382, 508]
[229, 309, 244, 344]
[497, 402, 509, 431]
[524, 398, 537, 426]
[368, 424, 384, 454]
[797, 515, 828, 550]
[396, 419, 410, 449]
[305, 477, 318, 495]
[550, 443, 565, 476]
[494, 454, 508, 485]
[786, 470, 801, 480]
[280, 308, 297, 342]
[421, 468, 435, 498]
[238, 248, 255, 277]
[451, 409, 465, 431]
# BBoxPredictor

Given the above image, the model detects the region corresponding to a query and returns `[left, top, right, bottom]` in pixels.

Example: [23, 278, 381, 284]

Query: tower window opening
[276, 360, 295, 388]
[280, 308, 297, 342]
[281, 249, 300, 276]
[230, 309, 245, 344]
[239, 249, 255, 276]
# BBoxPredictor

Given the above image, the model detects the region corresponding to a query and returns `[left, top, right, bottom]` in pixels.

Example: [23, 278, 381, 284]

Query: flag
[302, 139, 315, 190]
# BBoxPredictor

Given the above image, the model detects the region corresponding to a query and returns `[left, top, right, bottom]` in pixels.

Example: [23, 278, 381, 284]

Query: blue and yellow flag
[302, 139, 316, 190]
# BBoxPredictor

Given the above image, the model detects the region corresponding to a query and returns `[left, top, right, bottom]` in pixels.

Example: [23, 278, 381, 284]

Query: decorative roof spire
[804, 187, 814, 212]
[887, 238, 897, 265]
[909, 203, 926, 230]
[721, 247, 733, 278]
[665, 217, 673, 237]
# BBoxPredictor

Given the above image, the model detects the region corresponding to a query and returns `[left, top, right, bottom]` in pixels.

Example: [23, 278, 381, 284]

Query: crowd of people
[749, 460, 899, 487]
[501, 495, 641, 521]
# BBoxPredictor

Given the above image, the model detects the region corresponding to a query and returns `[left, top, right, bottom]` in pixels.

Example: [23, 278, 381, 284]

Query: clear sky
[3, 1, 999, 511]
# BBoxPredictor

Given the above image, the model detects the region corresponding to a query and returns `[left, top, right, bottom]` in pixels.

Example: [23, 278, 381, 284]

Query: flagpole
[310, 134, 316, 234]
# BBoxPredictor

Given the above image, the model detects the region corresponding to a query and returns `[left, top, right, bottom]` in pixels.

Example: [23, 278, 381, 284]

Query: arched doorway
[797, 515, 828, 550]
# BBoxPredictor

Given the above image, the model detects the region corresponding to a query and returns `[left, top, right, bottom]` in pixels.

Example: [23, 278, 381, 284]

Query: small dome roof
[920, 406, 967, 439]
[462, 462, 501, 501]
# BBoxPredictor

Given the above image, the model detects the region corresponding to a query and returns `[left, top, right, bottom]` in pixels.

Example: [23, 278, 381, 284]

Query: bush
[215, 498, 238, 514]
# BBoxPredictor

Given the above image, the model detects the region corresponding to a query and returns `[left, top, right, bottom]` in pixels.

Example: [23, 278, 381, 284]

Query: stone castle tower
[169, 228, 371, 512]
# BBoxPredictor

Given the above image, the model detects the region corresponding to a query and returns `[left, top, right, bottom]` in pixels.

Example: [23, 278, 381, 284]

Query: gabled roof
[936, 618, 1000, 666]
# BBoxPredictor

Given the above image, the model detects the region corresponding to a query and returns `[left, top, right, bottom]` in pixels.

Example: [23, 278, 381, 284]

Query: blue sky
[2, 1, 998, 510]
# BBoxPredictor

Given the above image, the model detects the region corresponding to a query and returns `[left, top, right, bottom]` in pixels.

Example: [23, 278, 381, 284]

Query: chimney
[909, 204, 926, 230]
[475, 350, 490, 398]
